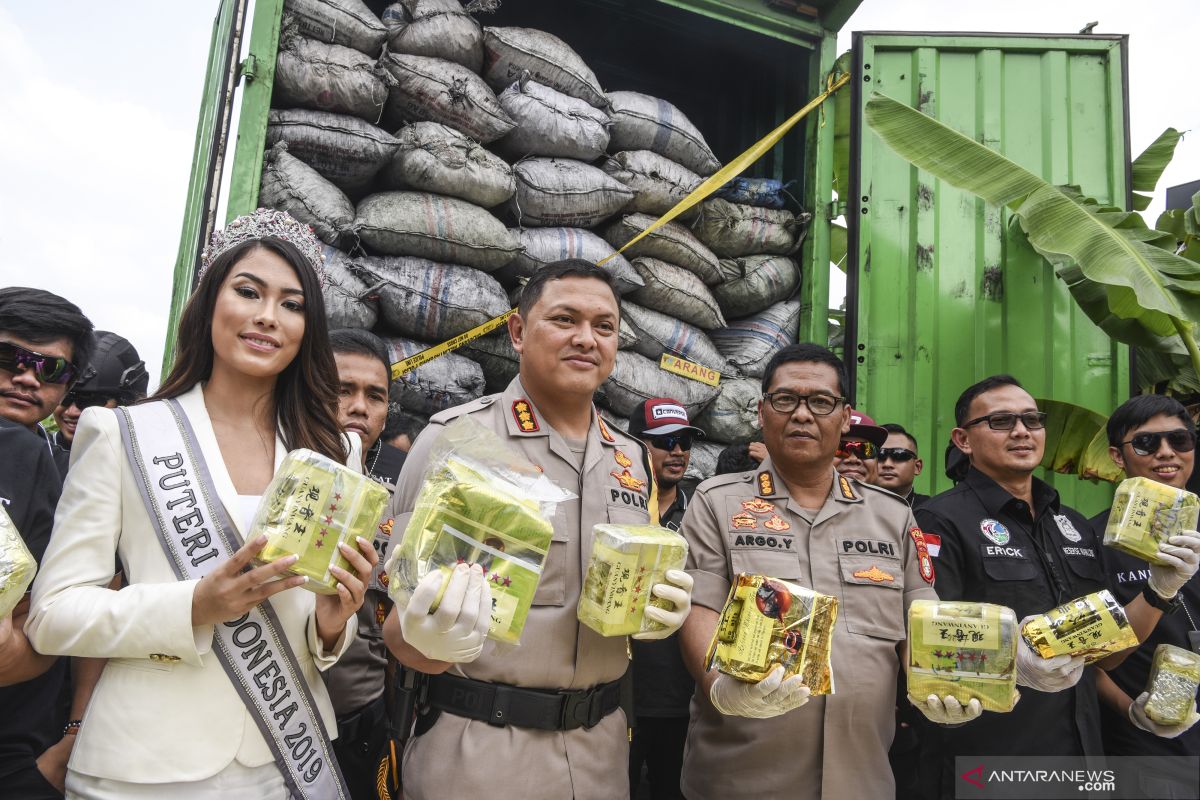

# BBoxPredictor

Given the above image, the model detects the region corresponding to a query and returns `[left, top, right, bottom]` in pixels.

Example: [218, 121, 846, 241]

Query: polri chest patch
[840, 538, 897, 556]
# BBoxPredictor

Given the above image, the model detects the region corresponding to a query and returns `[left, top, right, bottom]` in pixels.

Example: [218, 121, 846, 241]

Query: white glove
[1015, 622, 1086, 692]
[709, 666, 811, 719]
[399, 564, 492, 663]
[632, 569, 693, 640]
[1129, 692, 1200, 738]
[913, 694, 983, 725]
[1148, 532, 1200, 600]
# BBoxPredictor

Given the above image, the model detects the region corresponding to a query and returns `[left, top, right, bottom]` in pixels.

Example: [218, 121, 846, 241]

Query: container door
[847, 32, 1131, 507]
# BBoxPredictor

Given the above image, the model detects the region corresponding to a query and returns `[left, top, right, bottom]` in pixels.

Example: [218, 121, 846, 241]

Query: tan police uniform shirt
[391, 378, 656, 800]
[681, 457, 937, 800]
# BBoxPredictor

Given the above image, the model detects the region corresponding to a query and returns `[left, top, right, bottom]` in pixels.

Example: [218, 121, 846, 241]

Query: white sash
[115, 399, 348, 800]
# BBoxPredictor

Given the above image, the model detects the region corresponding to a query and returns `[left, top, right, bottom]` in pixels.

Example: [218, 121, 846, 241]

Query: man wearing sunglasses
[678, 344, 972, 800]
[0, 288, 93, 439]
[876, 423, 928, 509]
[1092, 395, 1200, 765]
[0, 287, 94, 799]
[833, 409, 887, 486]
[626, 398, 704, 800]
[50, 331, 149, 476]
[914, 376, 1200, 798]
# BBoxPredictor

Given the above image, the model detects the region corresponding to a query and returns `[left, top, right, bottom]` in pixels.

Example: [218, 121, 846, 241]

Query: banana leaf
[1131, 128, 1181, 211]
[1036, 398, 1123, 483]
[864, 94, 1200, 376]
[1134, 347, 1200, 395]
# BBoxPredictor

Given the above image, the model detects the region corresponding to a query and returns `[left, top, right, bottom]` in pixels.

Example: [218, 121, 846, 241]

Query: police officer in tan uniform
[382, 260, 694, 800]
[678, 344, 979, 800]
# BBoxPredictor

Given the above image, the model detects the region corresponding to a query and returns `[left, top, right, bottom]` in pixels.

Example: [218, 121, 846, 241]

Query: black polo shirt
[631, 487, 695, 718]
[0, 417, 69, 780]
[366, 441, 406, 489]
[915, 468, 1108, 773]
[1092, 510, 1200, 757]
[906, 490, 930, 510]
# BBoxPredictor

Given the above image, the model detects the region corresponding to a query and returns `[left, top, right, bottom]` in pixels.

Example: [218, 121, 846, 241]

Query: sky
[0, 1, 1195, 384]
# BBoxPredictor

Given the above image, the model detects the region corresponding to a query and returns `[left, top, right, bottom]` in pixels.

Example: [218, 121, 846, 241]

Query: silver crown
[199, 208, 327, 288]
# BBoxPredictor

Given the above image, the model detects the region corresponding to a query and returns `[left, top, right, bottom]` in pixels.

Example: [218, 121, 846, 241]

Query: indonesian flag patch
[909, 526, 935, 585]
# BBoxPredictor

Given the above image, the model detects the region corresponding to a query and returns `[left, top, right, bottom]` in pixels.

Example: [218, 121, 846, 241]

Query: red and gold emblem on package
[742, 498, 775, 515]
[512, 399, 540, 433]
[614, 450, 634, 468]
[852, 565, 895, 584]
[909, 526, 935, 584]
[757, 471, 776, 496]
[611, 469, 647, 492]
[764, 515, 791, 532]
[731, 512, 757, 530]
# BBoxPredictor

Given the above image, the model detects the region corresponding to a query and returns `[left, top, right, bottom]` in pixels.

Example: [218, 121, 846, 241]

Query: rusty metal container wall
[849, 33, 1131, 511]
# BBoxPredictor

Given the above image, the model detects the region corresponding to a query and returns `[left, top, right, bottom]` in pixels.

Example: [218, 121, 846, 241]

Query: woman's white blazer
[26, 384, 358, 783]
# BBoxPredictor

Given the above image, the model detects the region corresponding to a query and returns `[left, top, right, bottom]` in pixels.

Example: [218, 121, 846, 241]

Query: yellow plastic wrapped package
[0, 505, 36, 618]
[1144, 644, 1200, 726]
[706, 574, 838, 695]
[1104, 477, 1200, 566]
[1021, 589, 1139, 664]
[907, 600, 1018, 713]
[578, 524, 688, 637]
[388, 417, 575, 645]
[250, 449, 389, 594]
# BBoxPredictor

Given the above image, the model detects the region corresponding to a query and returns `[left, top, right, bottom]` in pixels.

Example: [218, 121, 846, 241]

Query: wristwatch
[1143, 583, 1182, 614]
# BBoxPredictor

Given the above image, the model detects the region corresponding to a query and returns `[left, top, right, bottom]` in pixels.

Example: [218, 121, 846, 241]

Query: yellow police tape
[389, 72, 852, 380]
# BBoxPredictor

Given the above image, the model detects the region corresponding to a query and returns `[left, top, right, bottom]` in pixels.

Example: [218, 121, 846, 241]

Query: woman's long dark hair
[153, 238, 346, 462]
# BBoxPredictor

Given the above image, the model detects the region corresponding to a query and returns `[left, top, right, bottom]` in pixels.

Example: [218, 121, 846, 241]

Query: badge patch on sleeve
[909, 527, 935, 584]
[512, 399, 539, 432]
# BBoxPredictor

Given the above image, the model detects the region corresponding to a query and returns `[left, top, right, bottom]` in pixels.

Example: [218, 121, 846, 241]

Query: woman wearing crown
[26, 209, 377, 799]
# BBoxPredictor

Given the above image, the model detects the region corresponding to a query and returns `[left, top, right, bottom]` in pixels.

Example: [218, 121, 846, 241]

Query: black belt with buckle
[426, 672, 622, 731]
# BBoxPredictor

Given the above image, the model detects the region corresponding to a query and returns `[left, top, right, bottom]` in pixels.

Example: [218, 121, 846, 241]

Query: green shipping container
[847, 33, 1130, 507]
[172, 6, 1132, 509]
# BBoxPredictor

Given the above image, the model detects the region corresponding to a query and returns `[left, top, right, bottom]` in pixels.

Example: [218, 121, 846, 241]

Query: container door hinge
[239, 54, 258, 84]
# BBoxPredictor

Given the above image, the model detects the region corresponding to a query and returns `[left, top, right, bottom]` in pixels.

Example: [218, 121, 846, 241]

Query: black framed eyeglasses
[878, 447, 917, 463]
[836, 441, 878, 460]
[62, 392, 117, 411]
[0, 341, 77, 385]
[962, 411, 1047, 431]
[648, 433, 693, 452]
[1122, 428, 1196, 457]
[763, 391, 845, 416]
